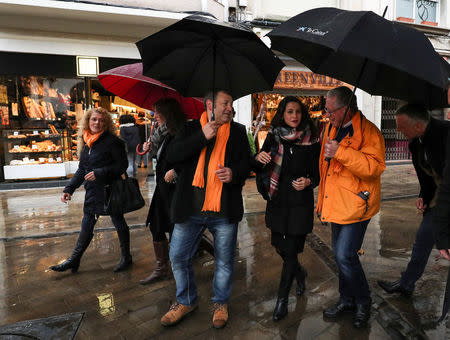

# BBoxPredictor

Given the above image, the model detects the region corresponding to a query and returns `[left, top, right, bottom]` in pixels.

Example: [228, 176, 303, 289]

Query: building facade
[0, 0, 448, 181]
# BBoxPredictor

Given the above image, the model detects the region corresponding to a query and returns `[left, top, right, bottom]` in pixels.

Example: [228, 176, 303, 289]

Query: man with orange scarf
[160, 90, 251, 329]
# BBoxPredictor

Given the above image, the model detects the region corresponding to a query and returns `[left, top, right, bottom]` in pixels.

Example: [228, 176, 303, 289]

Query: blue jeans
[169, 216, 238, 306]
[331, 219, 371, 304]
[400, 208, 435, 291]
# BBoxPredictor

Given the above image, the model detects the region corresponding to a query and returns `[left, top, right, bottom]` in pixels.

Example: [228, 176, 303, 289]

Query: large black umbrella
[136, 15, 285, 100]
[267, 7, 450, 109]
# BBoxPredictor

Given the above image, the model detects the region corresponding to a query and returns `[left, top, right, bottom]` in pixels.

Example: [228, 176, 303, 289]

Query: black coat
[424, 120, 450, 250]
[64, 132, 128, 215]
[166, 120, 251, 224]
[410, 118, 450, 207]
[255, 132, 320, 235]
[146, 134, 176, 233]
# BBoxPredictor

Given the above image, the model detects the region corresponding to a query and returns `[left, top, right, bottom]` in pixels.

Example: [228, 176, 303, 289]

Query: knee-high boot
[114, 223, 132, 272]
[273, 259, 297, 321]
[50, 231, 94, 273]
[140, 240, 171, 284]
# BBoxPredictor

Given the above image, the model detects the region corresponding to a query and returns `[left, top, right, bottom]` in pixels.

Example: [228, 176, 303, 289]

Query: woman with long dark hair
[139, 98, 186, 284]
[50, 107, 132, 273]
[254, 96, 320, 320]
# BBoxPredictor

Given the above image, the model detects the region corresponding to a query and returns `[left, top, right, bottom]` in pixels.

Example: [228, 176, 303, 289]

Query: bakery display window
[3, 128, 69, 180]
[0, 75, 86, 181]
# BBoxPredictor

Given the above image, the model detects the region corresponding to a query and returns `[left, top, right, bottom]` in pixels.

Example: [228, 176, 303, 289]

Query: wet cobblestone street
[0, 164, 449, 339]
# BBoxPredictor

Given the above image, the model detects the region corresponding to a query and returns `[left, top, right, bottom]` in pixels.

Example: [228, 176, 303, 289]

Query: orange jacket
[316, 111, 386, 224]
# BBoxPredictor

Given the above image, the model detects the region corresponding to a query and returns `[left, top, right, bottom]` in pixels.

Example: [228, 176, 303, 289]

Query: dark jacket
[64, 131, 128, 215]
[146, 134, 177, 232]
[120, 123, 140, 153]
[410, 118, 450, 207]
[136, 120, 147, 143]
[432, 127, 450, 249]
[166, 119, 251, 224]
[254, 132, 320, 235]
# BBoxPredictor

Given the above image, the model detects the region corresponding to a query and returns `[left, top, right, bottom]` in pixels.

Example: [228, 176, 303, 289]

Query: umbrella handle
[136, 143, 148, 156]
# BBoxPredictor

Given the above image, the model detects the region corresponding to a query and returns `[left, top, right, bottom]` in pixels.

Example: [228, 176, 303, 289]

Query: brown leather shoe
[212, 303, 228, 329]
[160, 302, 197, 327]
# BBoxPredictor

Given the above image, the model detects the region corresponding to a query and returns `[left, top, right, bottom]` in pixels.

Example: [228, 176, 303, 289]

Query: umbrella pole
[325, 57, 368, 163]
[330, 6, 388, 140]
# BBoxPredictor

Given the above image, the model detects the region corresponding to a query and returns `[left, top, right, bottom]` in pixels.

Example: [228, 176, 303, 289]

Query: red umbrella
[98, 62, 204, 119]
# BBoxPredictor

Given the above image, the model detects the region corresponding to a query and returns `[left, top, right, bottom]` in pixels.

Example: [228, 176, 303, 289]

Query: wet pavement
[0, 164, 449, 339]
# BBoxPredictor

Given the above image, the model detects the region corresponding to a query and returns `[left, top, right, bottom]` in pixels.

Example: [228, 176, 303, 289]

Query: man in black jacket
[160, 90, 251, 329]
[378, 103, 450, 296]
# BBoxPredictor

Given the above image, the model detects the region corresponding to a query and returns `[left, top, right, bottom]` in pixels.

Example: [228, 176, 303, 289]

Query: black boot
[50, 232, 93, 273]
[377, 279, 413, 296]
[323, 299, 355, 319]
[296, 264, 308, 296]
[114, 224, 132, 272]
[273, 260, 296, 321]
[353, 301, 371, 328]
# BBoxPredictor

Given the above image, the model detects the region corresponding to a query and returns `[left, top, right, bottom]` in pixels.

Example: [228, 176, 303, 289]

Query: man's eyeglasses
[324, 106, 344, 115]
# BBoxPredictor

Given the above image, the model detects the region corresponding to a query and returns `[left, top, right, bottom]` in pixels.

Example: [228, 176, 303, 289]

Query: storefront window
[0, 76, 86, 180]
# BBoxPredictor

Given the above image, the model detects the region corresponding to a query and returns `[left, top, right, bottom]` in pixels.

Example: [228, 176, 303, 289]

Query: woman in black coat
[254, 96, 320, 321]
[139, 98, 186, 285]
[50, 107, 132, 273]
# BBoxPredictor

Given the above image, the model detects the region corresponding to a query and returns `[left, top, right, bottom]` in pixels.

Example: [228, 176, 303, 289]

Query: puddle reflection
[97, 293, 115, 316]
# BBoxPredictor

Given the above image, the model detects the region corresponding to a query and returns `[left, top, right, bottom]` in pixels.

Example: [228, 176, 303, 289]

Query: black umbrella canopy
[136, 15, 285, 100]
[267, 7, 450, 109]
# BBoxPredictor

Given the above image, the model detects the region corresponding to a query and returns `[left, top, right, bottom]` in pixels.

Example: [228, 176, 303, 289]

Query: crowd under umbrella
[267, 7, 450, 110]
[268, 6, 450, 321]
[98, 62, 204, 120]
[136, 14, 285, 119]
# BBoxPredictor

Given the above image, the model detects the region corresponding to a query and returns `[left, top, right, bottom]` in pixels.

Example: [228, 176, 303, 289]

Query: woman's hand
[292, 177, 311, 191]
[255, 151, 271, 165]
[61, 192, 72, 203]
[84, 171, 96, 181]
[143, 142, 150, 152]
[164, 169, 175, 183]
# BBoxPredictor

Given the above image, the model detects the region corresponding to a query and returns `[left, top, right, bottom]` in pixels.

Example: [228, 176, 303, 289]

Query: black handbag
[104, 174, 145, 215]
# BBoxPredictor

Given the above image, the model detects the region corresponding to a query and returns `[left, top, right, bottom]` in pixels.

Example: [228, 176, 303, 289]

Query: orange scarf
[83, 130, 103, 149]
[192, 112, 230, 212]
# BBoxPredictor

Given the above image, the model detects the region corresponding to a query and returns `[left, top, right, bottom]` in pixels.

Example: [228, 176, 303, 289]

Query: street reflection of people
[139, 98, 185, 285]
[253, 96, 320, 321]
[160, 90, 251, 329]
[317, 86, 386, 328]
[50, 107, 132, 273]
[119, 114, 140, 178]
[378, 104, 450, 294]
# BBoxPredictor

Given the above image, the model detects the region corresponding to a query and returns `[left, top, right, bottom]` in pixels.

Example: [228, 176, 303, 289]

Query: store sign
[76, 56, 99, 77]
[274, 70, 345, 90]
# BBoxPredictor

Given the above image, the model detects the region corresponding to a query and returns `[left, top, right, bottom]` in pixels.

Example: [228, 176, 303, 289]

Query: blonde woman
[50, 107, 132, 273]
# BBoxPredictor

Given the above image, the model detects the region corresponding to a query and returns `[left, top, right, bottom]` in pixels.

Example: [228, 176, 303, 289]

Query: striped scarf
[268, 125, 315, 199]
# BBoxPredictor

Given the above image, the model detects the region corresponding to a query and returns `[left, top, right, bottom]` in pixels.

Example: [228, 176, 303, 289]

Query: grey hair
[327, 86, 358, 113]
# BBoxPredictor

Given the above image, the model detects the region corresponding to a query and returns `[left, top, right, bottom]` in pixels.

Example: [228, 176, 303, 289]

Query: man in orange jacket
[318, 86, 386, 328]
